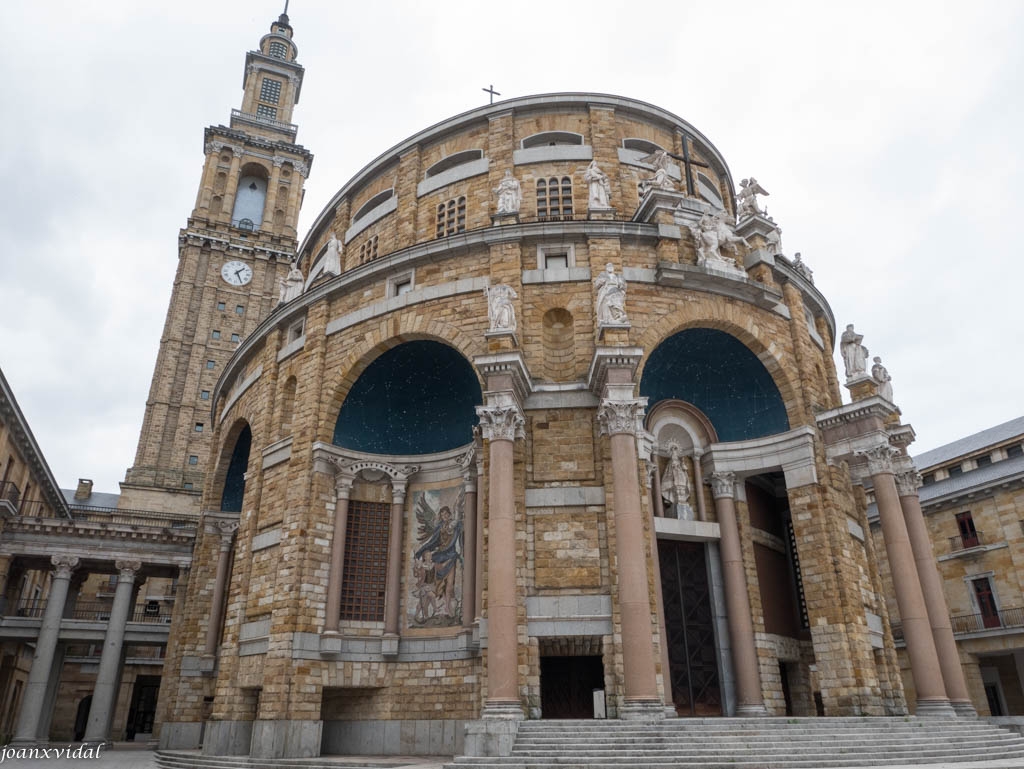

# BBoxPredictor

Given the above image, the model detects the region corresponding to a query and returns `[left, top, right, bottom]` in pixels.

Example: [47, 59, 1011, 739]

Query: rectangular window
[435, 196, 466, 238]
[972, 577, 1001, 628]
[231, 333, 241, 343]
[269, 41, 288, 59]
[976, 455, 992, 467]
[211, 330, 221, 340]
[200, 390, 210, 400]
[188, 455, 198, 465]
[537, 177, 573, 220]
[955, 511, 978, 548]
[921, 473, 935, 485]
[394, 279, 412, 296]
[206, 360, 215, 369]
[194, 423, 204, 433]
[256, 103, 278, 120]
[183, 483, 194, 490]
[948, 465, 963, 477]
[339, 500, 390, 622]
[235, 305, 245, 315]
[1008, 444, 1023, 459]
[260, 78, 282, 104]
[217, 301, 226, 311]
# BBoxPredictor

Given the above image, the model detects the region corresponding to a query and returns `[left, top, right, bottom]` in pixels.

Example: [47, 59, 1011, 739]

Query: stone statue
[493, 170, 522, 215]
[690, 212, 749, 273]
[840, 324, 869, 379]
[278, 265, 304, 305]
[484, 284, 517, 332]
[584, 160, 612, 209]
[872, 356, 894, 402]
[322, 232, 342, 276]
[660, 445, 694, 520]
[764, 225, 782, 255]
[638, 150, 676, 198]
[594, 263, 628, 325]
[792, 252, 814, 283]
[736, 177, 769, 219]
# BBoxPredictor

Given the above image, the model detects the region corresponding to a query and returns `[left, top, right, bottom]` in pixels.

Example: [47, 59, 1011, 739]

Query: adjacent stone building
[871, 417, 1024, 715]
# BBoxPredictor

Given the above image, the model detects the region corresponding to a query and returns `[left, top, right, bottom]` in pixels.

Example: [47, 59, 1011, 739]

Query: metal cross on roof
[482, 85, 501, 105]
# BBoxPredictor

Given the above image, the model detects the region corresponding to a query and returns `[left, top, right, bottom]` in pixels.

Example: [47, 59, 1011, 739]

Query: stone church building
[3, 9, 1004, 762]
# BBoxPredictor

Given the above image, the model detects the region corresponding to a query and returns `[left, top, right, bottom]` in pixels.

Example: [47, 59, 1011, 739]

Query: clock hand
[235, 268, 244, 279]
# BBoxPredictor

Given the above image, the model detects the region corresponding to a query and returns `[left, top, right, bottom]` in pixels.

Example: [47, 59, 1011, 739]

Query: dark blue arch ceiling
[639, 328, 789, 441]
[220, 424, 252, 513]
[333, 340, 482, 455]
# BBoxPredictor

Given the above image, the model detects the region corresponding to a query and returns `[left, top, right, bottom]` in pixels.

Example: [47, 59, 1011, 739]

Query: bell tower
[119, 10, 314, 514]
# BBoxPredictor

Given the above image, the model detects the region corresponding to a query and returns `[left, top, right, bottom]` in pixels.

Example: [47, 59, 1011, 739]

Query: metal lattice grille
[537, 177, 573, 220]
[785, 518, 810, 629]
[658, 539, 722, 716]
[340, 501, 390, 621]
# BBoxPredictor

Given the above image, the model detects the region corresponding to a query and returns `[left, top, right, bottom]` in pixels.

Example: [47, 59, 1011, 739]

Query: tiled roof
[61, 489, 121, 509]
[915, 415, 1024, 471]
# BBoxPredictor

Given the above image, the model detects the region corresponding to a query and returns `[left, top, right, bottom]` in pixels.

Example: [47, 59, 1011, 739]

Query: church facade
[109, 12, 980, 761]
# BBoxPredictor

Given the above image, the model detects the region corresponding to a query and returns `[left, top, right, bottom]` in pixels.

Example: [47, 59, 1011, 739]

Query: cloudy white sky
[1, 1, 1021, 494]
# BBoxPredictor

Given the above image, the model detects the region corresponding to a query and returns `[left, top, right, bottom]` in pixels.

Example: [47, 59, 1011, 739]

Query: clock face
[221, 261, 253, 286]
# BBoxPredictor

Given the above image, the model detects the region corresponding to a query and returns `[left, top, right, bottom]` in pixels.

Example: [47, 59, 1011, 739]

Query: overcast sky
[1, 1, 1022, 494]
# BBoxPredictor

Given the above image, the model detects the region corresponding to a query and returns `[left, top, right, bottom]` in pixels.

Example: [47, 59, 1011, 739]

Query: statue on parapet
[322, 232, 342, 276]
[584, 160, 612, 209]
[493, 170, 522, 215]
[594, 263, 628, 325]
[690, 211, 749, 273]
[736, 177, 769, 219]
[872, 356, 894, 402]
[660, 444, 695, 521]
[278, 264, 304, 305]
[840, 324, 869, 380]
[638, 150, 676, 198]
[792, 252, 814, 283]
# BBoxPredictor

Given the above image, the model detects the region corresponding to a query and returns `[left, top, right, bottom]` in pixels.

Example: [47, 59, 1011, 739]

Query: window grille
[268, 41, 288, 58]
[339, 501, 390, 622]
[256, 104, 278, 120]
[436, 196, 467, 237]
[359, 235, 379, 264]
[260, 78, 282, 104]
[537, 177, 573, 220]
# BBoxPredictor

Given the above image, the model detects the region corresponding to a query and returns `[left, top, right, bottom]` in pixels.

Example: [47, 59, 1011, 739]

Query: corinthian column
[857, 442, 953, 716]
[324, 470, 354, 636]
[895, 467, 975, 716]
[85, 560, 141, 743]
[476, 402, 525, 718]
[598, 396, 662, 717]
[459, 448, 478, 629]
[383, 467, 418, 646]
[709, 472, 767, 715]
[13, 555, 79, 744]
[204, 521, 239, 657]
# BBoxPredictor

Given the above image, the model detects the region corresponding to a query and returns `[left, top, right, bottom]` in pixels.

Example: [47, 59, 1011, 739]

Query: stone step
[448, 761, 1024, 769]
[515, 729, 1018, 740]
[155, 752, 414, 769]
[508, 746, 1024, 759]
[514, 736, 1024, 748]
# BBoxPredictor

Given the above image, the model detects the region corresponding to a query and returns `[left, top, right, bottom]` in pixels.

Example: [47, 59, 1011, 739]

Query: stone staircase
[449, 717, 1024, 769]
[155, 752, 418, 769]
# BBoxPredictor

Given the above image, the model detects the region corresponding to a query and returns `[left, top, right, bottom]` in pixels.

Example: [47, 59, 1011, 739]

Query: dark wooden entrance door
[540, 655, 604, 718]
[659, 539, 722, 716]
[126, 675, 161, 739]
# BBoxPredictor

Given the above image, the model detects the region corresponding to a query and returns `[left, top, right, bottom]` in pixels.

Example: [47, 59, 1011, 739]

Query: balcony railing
[0, 480, 20, 508]
[948, 531, 986, 552]
[230, 108, 297, 136]
[951, 606, 1024, 634]
[9, 599, 171, 624]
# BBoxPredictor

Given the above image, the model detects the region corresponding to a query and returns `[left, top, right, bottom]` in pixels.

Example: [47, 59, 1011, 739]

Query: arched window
[231, 176, 267, 227]
[220, 425, 252, 512]
[424, 150, 484, 178]
[537, 177, 573, 220]
[522, 131, 584, 149]
[436, 196, 466, 237]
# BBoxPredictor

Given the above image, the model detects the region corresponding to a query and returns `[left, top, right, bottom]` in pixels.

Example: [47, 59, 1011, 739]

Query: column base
[736, 703, 770, 717]
[482, 701, 524, 720]
[915, 698, 957, 718]
[951, 700, 978, 717]
[381, 634, 399, 658]
[619, 699, 666, 721]
[463, 716, 520, 757]
[662, 705, 678, 718]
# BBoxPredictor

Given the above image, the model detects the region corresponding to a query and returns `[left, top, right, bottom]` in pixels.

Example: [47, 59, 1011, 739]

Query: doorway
[539, 655, 604, 718]
[126, 675, 161, 740]
[659, 539, 722, 716]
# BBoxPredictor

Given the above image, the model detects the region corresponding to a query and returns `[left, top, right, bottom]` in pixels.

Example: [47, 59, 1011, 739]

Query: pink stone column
[692, 449, 707, 523]
[204, 521, 238, 657]
[461, 454, 478, 629]
[858, 443, 953, 716]
[384, 481, 408, 638]
[476, 402, 525, 718]
[598, 394, 662, 716]
[709, 472, 767, 716]
[896, 467, 975, 716]
[650, 462, 666, 518]
[324, 482, 352, 636]
[475, 453, 484, 624]
[647, 476, 674, 712]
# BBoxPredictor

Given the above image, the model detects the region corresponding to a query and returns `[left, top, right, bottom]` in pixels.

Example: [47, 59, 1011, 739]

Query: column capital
[272, 156, 286, 168]
[231, 146, 245, 158]
[708, 471, 737, 500]
[476, 403, 525, 442]
[392, 480, 408, 505]
[855, 441, 901, 476]
[50, 555, 80, 579]
[895, 469, 923, 497]
[458, 446, 478, 490]
[597, 397, 647, 437]
[216, 521, 239, 551]
[114, 560, 142, 581]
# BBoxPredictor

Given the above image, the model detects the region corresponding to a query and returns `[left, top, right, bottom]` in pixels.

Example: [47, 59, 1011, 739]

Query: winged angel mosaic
[408, 484, 465, 628]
